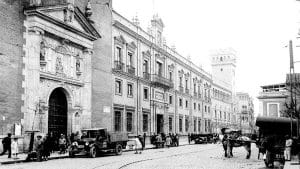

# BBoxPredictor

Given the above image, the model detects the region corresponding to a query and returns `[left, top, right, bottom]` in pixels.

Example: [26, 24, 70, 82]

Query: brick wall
[0, 0, 24, 135]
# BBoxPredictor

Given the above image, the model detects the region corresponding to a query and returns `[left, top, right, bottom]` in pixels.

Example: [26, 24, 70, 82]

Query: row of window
[114, 110, 149, 132]
[115, 79, 149, 100]
[214, 110, 231, 121]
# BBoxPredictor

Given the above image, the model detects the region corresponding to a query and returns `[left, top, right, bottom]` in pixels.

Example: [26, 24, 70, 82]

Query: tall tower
[211, 48, 237, 93]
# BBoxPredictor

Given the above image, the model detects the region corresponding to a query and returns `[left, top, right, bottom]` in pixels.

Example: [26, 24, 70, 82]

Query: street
[2, 143, 266, 169]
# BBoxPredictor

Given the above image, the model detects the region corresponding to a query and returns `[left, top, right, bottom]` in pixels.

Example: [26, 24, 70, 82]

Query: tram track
[90, 145, 219, 169]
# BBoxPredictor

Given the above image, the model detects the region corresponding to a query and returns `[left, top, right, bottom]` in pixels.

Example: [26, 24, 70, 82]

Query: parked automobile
[69, 128, 128, 158]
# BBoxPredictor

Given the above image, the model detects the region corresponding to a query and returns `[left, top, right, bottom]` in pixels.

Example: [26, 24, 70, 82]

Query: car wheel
[69, 151, 75, 158]
[115, 144, 122, 155]
[89, 146, 97, 158]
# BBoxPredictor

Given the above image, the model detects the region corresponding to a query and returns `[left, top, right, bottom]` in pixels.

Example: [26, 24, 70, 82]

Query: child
[11, 137, 19, 159]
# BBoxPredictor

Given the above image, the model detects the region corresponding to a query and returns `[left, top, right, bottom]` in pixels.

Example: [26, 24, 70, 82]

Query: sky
[112, 0, 300, 116]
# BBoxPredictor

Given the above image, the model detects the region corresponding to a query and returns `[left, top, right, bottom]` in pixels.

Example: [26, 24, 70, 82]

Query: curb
[0, 143, 192, 165]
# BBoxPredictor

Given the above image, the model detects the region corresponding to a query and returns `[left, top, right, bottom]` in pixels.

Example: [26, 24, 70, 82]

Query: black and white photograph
[1, 0, 300, 168]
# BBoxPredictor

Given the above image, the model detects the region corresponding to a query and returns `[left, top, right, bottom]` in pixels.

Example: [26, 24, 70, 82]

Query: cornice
[25, 10, 98, 41]
[40, 72, 84, 86]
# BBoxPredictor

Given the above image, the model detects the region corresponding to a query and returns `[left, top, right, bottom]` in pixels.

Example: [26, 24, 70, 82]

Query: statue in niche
[55, 56, 64, 75]
[40, 40, 46, 61]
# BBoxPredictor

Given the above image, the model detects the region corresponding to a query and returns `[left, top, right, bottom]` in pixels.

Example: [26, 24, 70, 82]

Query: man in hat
[0, 133, 12, 158]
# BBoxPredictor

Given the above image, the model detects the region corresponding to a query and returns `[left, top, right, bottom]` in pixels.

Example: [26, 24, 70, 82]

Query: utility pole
[289, 40, 295, 137]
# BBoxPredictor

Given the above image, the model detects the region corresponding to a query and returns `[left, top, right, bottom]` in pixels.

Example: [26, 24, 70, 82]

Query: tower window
[220, 68, 223, 71]
[220, 57, 223, 61]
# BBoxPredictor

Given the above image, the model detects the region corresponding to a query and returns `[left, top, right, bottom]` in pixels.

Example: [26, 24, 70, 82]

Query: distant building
[257, 83, 288, 117]
[236, 92, 254, 133]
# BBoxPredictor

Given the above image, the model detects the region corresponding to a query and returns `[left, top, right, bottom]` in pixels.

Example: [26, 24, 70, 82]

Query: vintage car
[69, 128, 128, 158]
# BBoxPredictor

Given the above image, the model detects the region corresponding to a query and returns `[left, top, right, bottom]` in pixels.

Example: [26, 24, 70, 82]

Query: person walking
[59, 134, 67, 154]
[0, 133, 12, 158]
[11, 137, 18, 159]
[42, 134, 51, 161]
[34, 135, 43, 162]
[285, 135, 293, 161]
[166, 136, 171, 148]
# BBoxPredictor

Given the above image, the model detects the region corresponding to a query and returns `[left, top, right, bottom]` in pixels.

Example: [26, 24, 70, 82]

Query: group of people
[150, 133, 179, 148]
[0, 133, 19, 159]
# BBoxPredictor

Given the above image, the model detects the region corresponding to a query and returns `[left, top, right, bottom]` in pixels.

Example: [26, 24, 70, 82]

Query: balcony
[185, 88, 189, 94]
[126, 65, 135, 75]
[143, 72, 150, 80]
[113, 61, 124, 72]
[179, 86, 184, 93]
[151, 74, 174, 89]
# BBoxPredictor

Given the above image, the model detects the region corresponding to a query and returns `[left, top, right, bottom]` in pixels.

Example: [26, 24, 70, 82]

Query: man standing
[285, 135, 293, 161]
[0, 133, 12, 158]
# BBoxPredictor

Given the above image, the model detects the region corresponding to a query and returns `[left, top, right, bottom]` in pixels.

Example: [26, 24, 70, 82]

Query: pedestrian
[134, 136, 142, 154]
[11, 137, 18, 159]
[0, 133, 12, 158]
[34, 135, 43, 162]
[42, 134, 51, 161]
[175, 133, 179, 147]
[188, 133, 191, 144]
[285, 135, 293, 161]
[59, 134, 67, 154]
[166, 136, 171, 148]
[138, 135, 144, 151]
[48, 132, 55, 153]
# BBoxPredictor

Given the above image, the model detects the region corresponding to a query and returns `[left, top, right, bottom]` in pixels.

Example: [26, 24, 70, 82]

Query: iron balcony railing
[198, 93, 201, 99]
[194, 92, 197, 97]
[113, 61, 124, 72]
[127, 65, 135, 75]
[143, 72, 150, 80]
[151, 74, 174, 89]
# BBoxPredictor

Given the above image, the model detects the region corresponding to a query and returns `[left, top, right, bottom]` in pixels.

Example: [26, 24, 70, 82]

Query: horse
[222, 135, 252, 159]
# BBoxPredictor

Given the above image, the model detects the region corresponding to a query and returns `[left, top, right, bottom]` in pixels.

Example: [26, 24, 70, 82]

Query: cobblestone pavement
[0, 143, 271, 169]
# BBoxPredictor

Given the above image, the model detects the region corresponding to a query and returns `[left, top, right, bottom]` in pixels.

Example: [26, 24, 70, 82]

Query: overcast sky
[113, 0, 300, 116]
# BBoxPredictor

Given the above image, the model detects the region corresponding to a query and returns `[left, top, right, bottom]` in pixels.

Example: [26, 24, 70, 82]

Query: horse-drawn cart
[256, 116, 297, 169]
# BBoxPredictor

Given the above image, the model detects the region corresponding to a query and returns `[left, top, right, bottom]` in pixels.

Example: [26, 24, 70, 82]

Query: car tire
[115, 144, 122, 155]
[89, 146, 97, 158]
[69, 151, 75, 158]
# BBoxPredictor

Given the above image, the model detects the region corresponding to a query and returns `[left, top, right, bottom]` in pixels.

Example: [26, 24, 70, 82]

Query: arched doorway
[48, 88, 68, 138]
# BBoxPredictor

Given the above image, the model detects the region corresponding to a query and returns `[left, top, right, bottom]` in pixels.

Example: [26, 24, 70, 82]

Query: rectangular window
[198, 104, 201, 111]
[204, 105, 207, 113]
[128, 52, 133, 66]
[179, 118, 183, 132]
[179, 98, 183, 107]
[156, 61, 163, 76]
[224, 112, 226, 120]
[169, 71, 173, 81]
[220, 111, 222, 119]
[127, 83, 133, 97]
[115, 46, 122, 61]
[208, 106, 210, 113]
[114, 111, 122, 132]
[169, 95, 173, 105]
[185, 79, 188, 89]
[194, 119, 196, 132]
[115, 79, 122, 95]
[185, 118, 189, 132]
[143, 114, 148, 132]
[186, 100, 188, 108]
[179, 77, 183, 87]
[169, 117, 173, 132]
[143, 60, 148, 73]
[194, 83, 196, 93]
[198, 120, 201, 132]
[143, 87, 149, 100]
[126, 112, 133, 132]
[194, 103, 196, 110]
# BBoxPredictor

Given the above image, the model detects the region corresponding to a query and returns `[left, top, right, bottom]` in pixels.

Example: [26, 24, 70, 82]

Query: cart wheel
[115, 144, 122, 155]
[89, 146, 97, 158]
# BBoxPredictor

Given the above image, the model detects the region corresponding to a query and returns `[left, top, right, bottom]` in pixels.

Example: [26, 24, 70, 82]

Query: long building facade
[0, 0, 254, 145]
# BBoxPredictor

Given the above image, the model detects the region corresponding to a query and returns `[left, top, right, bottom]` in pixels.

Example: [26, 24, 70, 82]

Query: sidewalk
[0, 140, 190, 165]
[284, 155, 300, 169]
